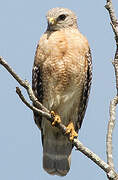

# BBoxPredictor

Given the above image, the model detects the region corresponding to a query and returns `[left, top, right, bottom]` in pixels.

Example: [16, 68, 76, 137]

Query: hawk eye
[58, 14, 66, 21]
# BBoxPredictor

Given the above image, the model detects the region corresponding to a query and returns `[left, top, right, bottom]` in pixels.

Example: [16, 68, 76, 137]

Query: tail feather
[43, 154, 71, 176]
[42, 127, 72, 176]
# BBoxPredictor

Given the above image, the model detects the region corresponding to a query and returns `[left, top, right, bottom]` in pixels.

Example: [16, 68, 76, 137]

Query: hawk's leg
[66, 122, 78, 141]
[50, 111, 61, 126]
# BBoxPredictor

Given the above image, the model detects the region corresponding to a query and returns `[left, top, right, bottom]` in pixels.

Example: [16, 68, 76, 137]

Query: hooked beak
[48, 17, 56, 25]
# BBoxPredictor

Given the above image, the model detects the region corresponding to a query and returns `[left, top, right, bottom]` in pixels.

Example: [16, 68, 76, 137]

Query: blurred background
[0, 0, 118, 179]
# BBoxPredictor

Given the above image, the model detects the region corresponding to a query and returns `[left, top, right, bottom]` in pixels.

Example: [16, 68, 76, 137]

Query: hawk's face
[46, 7, 78, 31]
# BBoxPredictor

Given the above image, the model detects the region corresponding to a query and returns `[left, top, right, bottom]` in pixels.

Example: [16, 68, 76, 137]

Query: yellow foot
[50, 111, 61, 126]
[66, 122, 78, 141]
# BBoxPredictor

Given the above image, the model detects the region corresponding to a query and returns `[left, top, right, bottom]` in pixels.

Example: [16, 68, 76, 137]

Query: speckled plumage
[32, 7, 92, 176]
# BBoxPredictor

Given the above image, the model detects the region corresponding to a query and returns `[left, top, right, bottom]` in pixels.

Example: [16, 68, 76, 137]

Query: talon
[50, 111, 55, 118]
[66, 122, 78, 141]
[50, 111, 61, 126]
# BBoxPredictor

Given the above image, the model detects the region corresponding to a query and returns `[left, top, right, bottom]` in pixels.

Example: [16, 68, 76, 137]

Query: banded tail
[42, 127, 72, 176]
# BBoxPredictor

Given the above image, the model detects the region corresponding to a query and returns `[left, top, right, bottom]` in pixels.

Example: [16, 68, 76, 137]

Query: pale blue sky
[0, 0, 118, 179]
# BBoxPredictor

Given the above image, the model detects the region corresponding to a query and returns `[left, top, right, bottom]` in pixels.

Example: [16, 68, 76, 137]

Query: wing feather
[76, 49, 92, 131]
[32, 64, 43, 129]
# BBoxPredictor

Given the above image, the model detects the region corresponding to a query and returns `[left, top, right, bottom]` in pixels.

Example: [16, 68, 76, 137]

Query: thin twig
[16, 87, 50, 119]
[0, 56, 49, 113]
[0, 56, 26, 88]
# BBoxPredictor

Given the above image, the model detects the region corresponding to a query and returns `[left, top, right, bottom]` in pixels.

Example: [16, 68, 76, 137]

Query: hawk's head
[46, 7, 78, 31]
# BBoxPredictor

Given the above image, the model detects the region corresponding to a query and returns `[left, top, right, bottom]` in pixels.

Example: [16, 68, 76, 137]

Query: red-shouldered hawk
[32, 7, 92, 176]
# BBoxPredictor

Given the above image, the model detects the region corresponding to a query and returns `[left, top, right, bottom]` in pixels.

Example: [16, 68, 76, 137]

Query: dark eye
[58, 14, 66, 21]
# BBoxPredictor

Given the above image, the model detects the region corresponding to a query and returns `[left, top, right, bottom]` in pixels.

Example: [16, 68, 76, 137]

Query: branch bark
[105, 1, 118, 179]
[105, 0, 118, 93]
[106, 97, 118, 170]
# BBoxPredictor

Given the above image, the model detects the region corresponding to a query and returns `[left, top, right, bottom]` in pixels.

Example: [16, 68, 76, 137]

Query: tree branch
[106, 97, 118, 170]
[105, 0, 118, 93]
[105, 1, 118, 178]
